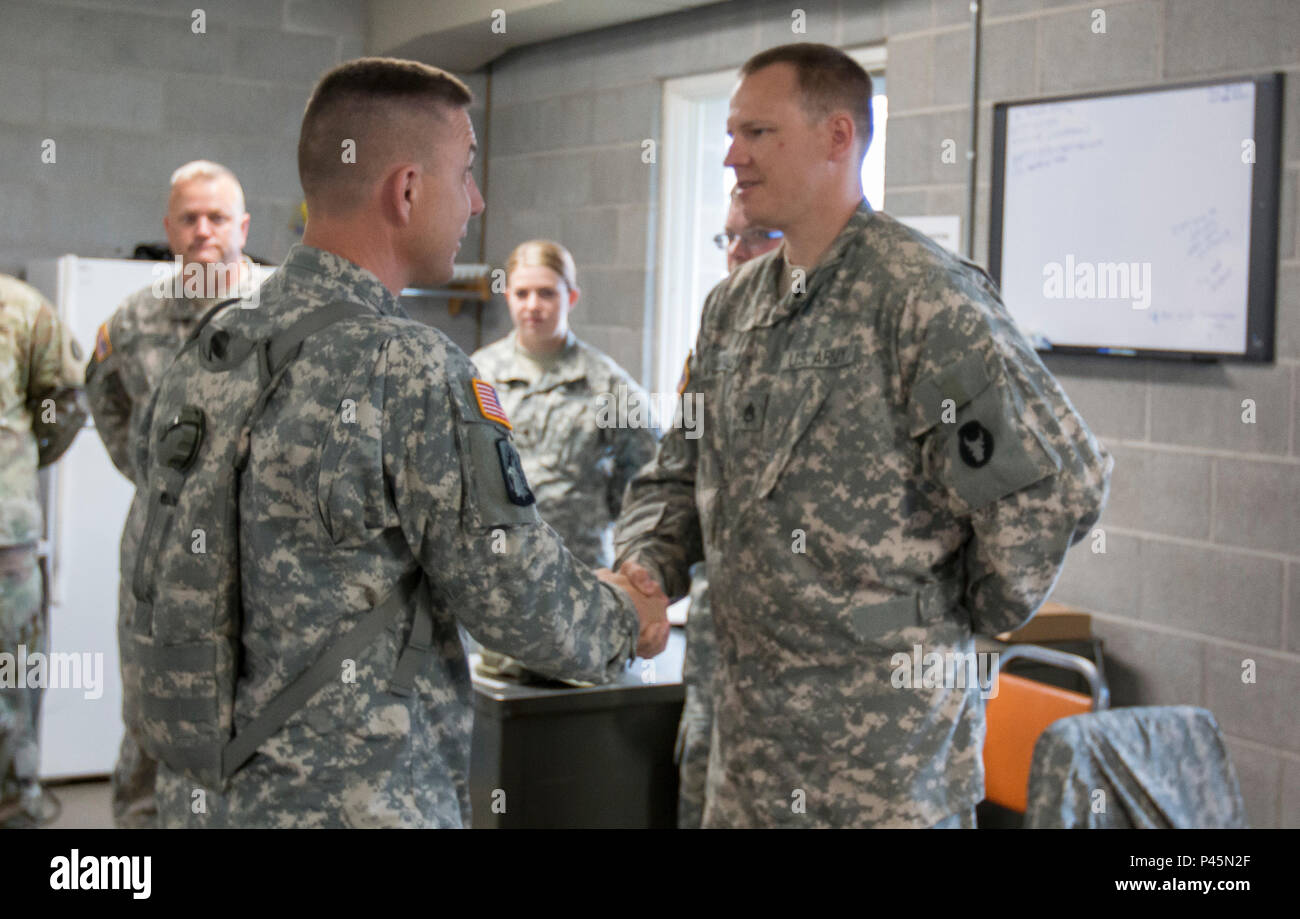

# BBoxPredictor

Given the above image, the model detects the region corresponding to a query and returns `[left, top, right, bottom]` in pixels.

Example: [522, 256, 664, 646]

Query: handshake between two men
[596, 561, 671, 661]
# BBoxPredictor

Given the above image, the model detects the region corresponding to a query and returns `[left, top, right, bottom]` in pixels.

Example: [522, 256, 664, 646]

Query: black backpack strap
[221, 567, 423, 779]
[266, 302, 373, 375]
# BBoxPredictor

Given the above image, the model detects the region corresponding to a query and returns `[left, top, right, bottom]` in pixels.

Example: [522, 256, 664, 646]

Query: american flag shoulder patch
[471, 378, 512, 429]
[676, 351, 691, 396]
[93, 321, 112, 361]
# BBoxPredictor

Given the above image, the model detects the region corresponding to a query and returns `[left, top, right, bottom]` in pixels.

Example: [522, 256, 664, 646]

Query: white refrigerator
[25, 256, 272, 779]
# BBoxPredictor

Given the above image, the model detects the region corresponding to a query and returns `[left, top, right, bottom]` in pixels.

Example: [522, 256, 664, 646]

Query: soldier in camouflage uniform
[677, 199, 783, 828]
[148, 58, 668, 828]
[615, 44, 1112, 828]
[0, 274, 84, 827]
[472, 241, 657, 570]
[85, 160, 258, 828]
[470, 241, 658, 681]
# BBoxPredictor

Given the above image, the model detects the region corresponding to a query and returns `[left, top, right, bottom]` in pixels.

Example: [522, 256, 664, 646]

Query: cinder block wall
[0, 0, 369, 275]
[481, 0, 1300, 827]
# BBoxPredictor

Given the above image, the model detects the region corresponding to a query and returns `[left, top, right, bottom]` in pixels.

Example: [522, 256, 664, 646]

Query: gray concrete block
[1212, 458, 1300, 555]
[589, 146, 652, 207]
[1148, 361, 1291, 455]
[1222, 739, 1281, 828]
[933, 28, 969, 109]
[1041, 354, 1147, 442]
[926, 184, 966, 217]
[883, 109, 969, 187]
[840, 0, 887, 45]
[978, 16, 1037, 103]
[164, 78, 308, 138]
[45, 69, 163, 133]
[981, 0, 1042, 18]
[569, 321, 643, 380]
[44, 182, 162, 257]
[338, 34, 364, 62]
[544, 96, 595, 152]
[1038, 0, 1160, 94]
[234, 28, 339, 84]
[0, 2, 119, 70]
[0, 182, 49, 249]
[1277, 263, 1300, 361]
[1293, 366, 1299, 457]
[882, 189, 927, 215]
[578, 268, 649, 331]
[285, 0, 366, 36]
[490, 103, 539, 159]
[110, 13, 232, 75]
[589, 31, 661, 93]
[560, 207, 620, 268]
[1164, 0, 1300, 79]
[1281, 168, 1297, 263]
[934, 0, 975, 27]
[1207, 644, 1300, 754]
[757, 0, 838, 48]
[0, 64, 43, 126]
[0, 125, 83, 187]
[1282, 757, 1300, 828]
[886, 0, 933, 36]
[1048, 530, 1143, 618]
[1089, 616, 1204, 707]
[886, 34, 935, 112]
[1290, 562, 1300, 653]
[1140, 540, 1283, 646]
[1101, 444, 1212, 539]
[616, 204, 651, 269]
[537, 152, 596, 210]
[94, 0, 287, 28]
[592, 83, 660, 146]
[1285, 67, 1299, 169]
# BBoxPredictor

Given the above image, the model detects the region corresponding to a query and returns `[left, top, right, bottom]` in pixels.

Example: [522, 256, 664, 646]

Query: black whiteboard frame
[988, 73, 1284, 363]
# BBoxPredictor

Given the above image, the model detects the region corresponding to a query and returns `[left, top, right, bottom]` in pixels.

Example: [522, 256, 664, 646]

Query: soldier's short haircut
[740, 43, 874, 159]
[298, 57, 473, 213]
[169, 160, 246, 214]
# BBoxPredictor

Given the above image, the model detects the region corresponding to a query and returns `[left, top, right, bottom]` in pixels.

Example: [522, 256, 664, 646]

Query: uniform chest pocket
[544, 396, 609, 472]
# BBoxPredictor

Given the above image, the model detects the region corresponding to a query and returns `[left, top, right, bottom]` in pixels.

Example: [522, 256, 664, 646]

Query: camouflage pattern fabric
[675, 562, 714, 828]
[0, 547, 44, 823]
[615, 202, 1112, 828]
[471, 330, 658, 569]
[1024, 706, 1249, 828]
[85, 260, 257, 830]
[151, 245, 639, 828]
[0, 274, 83, 820]
[84, 258, 257, 485]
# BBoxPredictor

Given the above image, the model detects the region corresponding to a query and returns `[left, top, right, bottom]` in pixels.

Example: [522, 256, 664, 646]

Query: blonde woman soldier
[470, 240, 659, 679]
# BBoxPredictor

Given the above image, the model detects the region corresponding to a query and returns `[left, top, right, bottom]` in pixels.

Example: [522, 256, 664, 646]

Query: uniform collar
[496, 330, 586, 389]
[280, 245, 406, 318]
[740, 199, 874, 330]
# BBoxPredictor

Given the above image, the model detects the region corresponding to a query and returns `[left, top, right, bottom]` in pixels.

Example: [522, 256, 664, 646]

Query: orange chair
[982, 644, 1108, 814]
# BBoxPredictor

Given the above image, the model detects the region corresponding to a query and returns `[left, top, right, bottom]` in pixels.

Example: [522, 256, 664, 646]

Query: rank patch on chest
[471, 378, 512, 429]
[958, 420, 994, 468]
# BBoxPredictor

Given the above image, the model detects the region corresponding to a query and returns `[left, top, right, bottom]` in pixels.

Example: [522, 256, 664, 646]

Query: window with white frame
[654, 46, 887, 399]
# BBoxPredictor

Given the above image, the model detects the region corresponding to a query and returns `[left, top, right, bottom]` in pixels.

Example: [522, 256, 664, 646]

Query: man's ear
[827, 111, 857, 163]
[567, 284, 580, 310]
[385, 163, 422, 225]
[238, 212, 251, 247]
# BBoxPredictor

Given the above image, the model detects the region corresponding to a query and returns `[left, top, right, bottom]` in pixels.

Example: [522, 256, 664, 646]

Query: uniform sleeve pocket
[938, 374, 1061, 511]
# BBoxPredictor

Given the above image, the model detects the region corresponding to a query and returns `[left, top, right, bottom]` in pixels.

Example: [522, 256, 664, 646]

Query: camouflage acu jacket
[615, 202, 1112, 828]
[471, 331, 658, 568]
[84, 257, 257, 485]
[0, 275, 84, 547]
[151, 246, 639, 828]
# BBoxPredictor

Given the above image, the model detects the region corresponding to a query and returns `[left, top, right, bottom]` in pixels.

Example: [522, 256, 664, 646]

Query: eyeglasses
[712, 228, 783, 250]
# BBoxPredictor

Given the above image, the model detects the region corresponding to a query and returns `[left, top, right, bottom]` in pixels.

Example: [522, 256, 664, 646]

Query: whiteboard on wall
[989, 75, 1283, 361]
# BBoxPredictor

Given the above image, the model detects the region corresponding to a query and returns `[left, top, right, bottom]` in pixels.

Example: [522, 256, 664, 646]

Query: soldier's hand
[596, 562, 670, 659]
